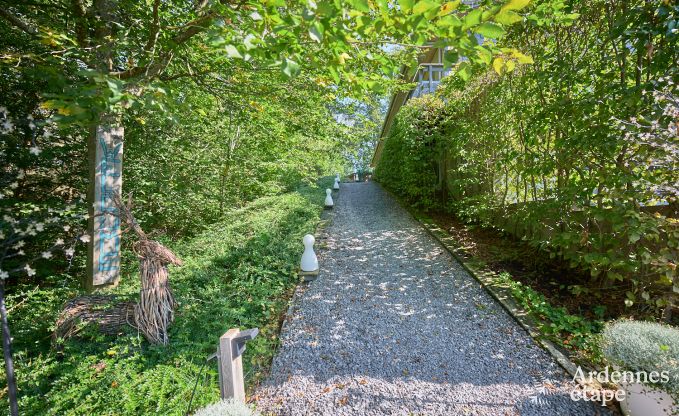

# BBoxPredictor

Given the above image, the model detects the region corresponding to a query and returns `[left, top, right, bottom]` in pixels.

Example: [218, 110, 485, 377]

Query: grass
[4, 177, 333, 415]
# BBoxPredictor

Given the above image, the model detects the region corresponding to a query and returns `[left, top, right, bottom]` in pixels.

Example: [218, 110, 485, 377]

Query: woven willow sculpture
[55, 195, 181, 345]
[115, 195, 181, 344]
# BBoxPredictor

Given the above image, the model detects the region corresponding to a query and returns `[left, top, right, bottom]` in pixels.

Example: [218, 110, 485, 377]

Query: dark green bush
[375, 95, 447, 211]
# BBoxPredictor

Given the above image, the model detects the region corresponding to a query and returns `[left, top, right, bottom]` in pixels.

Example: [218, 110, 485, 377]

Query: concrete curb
[415, 215, 582, 379]
[379, 185, 598, 388]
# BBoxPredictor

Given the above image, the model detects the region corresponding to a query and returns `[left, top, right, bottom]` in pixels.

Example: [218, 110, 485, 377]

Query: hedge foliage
[376, 0, 678, 314]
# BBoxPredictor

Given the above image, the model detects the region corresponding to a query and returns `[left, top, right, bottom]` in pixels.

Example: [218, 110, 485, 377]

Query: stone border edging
[379, 185, 602, 390]
[416, 216, 582, 378]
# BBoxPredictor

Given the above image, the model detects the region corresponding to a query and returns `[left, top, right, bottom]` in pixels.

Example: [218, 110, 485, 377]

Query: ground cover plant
[5, 178, 332, 415]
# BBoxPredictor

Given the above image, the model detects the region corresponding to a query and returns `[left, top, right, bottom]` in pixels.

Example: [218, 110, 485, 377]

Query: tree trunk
[0, 280, 19, 416]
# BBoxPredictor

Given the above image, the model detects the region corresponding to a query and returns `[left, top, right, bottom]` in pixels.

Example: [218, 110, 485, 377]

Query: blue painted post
[86, 124, 123, 290]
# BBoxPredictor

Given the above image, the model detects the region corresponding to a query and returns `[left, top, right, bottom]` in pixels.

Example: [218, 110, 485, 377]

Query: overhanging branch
[0, 8, 39, 36]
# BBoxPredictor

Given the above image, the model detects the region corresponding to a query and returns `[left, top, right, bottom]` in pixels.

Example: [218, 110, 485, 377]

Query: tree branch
[110, 12, 216, 80]
[71, 0, 89, 47]
[0, 8, 39, 36]
[171, 13, 215, 45]
[143, 0, 161, 52]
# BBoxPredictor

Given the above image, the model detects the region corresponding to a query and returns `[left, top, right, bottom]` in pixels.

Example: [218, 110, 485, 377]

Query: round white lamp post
[324, 189, 334, 208]
[300, 234, 318, 272]
[333, 178, 340, 190]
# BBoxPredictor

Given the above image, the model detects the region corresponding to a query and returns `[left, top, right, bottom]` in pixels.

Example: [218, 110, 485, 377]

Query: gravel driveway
[255, 182, 610, 415]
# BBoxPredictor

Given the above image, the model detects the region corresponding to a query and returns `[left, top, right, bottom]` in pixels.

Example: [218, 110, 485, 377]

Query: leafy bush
[193, 399, 259, 416]
[601, 320, 679, 395]
[375, 95, 447, 211]
[496, 273, 604, 361]
[375, 0, 679, 313]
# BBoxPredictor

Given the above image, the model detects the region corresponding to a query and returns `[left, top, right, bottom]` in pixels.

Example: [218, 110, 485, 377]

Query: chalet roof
[370, 46, 442, 167]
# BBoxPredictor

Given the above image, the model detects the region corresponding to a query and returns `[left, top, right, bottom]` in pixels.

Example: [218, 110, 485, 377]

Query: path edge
[378, 184, 598, 388]
[254, 181, 339, 399]
[278, 184, 339, 347]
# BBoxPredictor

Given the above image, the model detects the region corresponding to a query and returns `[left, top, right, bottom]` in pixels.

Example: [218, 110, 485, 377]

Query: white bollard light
[300, 234, 319, 272]
[333, 178, 340, 190]
[324, 188, 334, 208]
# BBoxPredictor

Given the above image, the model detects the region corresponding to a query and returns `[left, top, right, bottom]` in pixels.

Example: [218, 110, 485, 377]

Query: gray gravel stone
[255, 182, 611, 415]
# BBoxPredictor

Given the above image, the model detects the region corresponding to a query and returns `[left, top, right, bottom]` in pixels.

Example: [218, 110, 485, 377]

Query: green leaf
[106, 79, 123, 97]
[225, 45, 243, 59]
[457, 62, 471, 81]
[413, 0, 439, 15]
[398, 0, 415, 12]
[265, 0, 285, 6]
[281, 58, 300, 78]
[437, 14, 462, 28]
[494, 10, 523, 25]
[475, 22, 505, 38]
[243, 34, 258, 50]
[501, 0, 531, 11]
[474, 46, 492, 65]
[629, 232, 641, 243]
[463, 8, 482, 28]
[309, 22, 324, 42]
[317, 1, 337, 16]
[349, 0, 370, 13]
[443, 49, 459, 65]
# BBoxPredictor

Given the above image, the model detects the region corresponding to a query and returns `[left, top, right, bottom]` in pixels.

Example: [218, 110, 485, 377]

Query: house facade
[370, 46, 449, 168]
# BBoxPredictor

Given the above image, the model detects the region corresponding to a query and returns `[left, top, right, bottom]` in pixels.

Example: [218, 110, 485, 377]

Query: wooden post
[85, 123, 123, 290]
[218, 329, 245, 401]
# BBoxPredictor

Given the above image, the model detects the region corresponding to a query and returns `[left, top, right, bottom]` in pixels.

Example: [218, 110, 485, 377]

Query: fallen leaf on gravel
[358, 379, 368, 385]
[338, 396, 349, 406]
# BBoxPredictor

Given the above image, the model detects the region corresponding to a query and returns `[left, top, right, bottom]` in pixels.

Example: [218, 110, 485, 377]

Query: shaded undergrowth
[4, 178, 332, 415]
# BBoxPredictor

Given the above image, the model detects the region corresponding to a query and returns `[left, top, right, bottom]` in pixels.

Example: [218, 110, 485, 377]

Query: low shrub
[601, 320, 679, 395]
[496, 272, 604, 362]
[193, 399, 259, 416]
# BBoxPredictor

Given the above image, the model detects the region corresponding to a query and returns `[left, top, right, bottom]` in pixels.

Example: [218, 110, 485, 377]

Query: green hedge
[375, 0, 678, 314]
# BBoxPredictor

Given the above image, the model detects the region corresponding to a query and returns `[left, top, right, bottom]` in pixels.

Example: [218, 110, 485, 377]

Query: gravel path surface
[255, 182, 610, 416]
